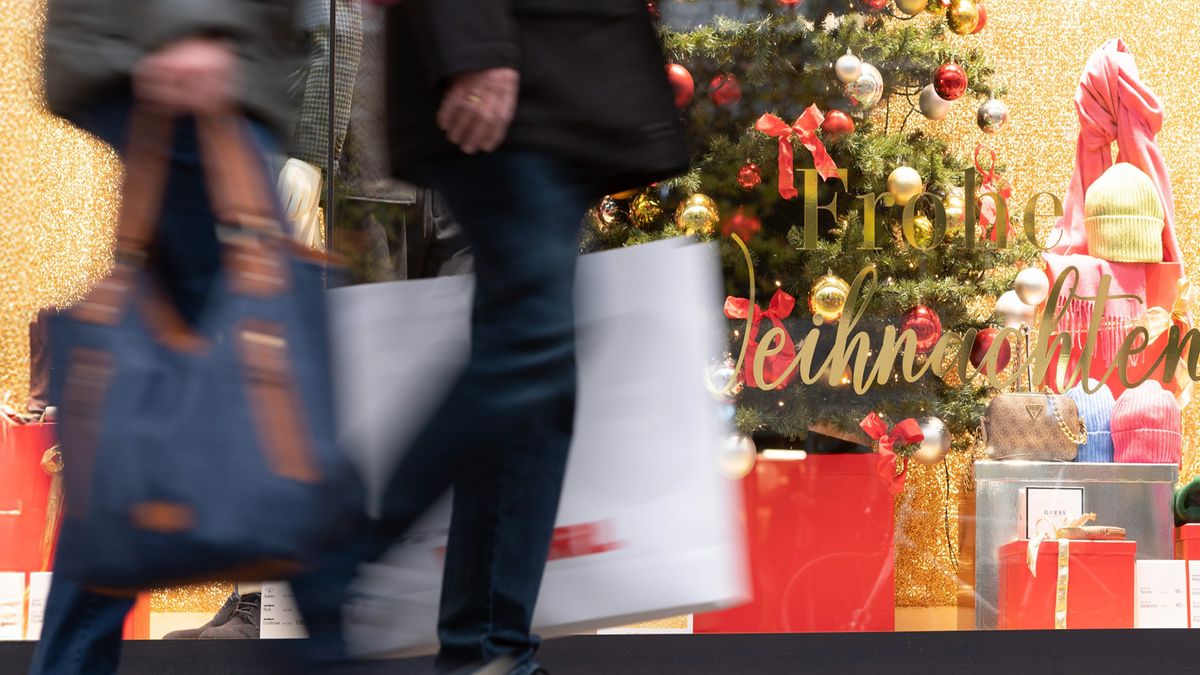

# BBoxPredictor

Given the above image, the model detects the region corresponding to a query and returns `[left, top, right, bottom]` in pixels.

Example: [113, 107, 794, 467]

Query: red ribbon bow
[724, 289, 798, 389]
[755, 105, 841, 200]
[859, 412, 924, 495]
[974, 144, 1014, 242]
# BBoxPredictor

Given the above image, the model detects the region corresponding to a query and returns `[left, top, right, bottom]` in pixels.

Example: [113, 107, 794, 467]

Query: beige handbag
[981, 392, 1087, 461]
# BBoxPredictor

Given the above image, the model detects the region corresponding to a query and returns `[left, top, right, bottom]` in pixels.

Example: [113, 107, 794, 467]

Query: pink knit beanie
[1111, 380, 1183, 464]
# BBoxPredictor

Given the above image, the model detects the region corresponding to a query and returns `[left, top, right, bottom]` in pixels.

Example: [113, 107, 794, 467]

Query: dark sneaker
[162, 592, 240, 639]
[200, 592, 261, 639]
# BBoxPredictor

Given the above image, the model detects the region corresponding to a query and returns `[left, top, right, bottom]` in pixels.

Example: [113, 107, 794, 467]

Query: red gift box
[998, 539, 1135, 630]
[0, 419, 56, 572]
[694, 453, 894, 633]
[1175, 524, 1200, 560]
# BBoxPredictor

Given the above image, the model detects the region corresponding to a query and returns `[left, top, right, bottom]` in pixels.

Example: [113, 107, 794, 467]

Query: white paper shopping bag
[330, 239, 748, 655]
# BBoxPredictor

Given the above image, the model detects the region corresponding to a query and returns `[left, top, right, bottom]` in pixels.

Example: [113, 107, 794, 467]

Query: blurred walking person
[326, 2, 690, 672]
[35, 2, 306, 674]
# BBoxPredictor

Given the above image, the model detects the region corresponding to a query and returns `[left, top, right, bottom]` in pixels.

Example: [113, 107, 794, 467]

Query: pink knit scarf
[1043, 39, 1183, 368]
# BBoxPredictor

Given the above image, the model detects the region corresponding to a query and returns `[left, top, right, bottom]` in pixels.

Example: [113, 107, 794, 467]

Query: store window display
[12, 0, 1200, 661]
[333, 2, 472, 284]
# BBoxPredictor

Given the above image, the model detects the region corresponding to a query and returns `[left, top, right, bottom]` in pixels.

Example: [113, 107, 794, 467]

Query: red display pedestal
[1176, 525, 1200, 560]
[0, 419, 56, 572]
[123, 594, 151, 640]
[694, 453, 894, 633]
[998, 540, 1135, 630]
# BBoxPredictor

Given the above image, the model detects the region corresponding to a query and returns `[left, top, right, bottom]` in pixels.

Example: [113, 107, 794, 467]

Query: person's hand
[437, 68, 519, 155]
[134, 37, 237, 114]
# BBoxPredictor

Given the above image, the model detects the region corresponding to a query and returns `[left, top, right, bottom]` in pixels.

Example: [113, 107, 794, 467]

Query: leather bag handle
[116, 108, 283, 263]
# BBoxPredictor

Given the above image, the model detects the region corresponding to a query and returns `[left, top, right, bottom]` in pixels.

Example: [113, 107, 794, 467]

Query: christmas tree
[583, 0, 1040, 459]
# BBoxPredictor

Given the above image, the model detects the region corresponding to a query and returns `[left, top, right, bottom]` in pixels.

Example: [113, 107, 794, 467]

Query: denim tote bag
[48, 111, 360, 589]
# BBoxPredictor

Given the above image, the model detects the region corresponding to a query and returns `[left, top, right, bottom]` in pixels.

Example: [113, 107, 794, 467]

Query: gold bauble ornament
[810, 271, 851, 325]
[910, 215, 935, 248]
[946, 0, 980, 35]
[926, 0, 948, 13]
[675, 193, 719, 235]
[914, 417, 951, 465]
[944, 187, 966, 234]
[895, 0, 928, 16]
[887, 165, 924, 207]
[629, 193, 663, 230]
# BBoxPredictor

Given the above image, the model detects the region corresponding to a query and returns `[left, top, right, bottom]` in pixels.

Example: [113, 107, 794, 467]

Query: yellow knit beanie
[1083, 162, 1165, 263]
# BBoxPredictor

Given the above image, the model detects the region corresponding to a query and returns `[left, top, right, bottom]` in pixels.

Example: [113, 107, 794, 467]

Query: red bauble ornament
[901, 305, 943, 354]
[777, 0, 802, 5]
[708, 74, 742, 107]
[858, 0, 889, 11]
[821, 110, 856, 138]
[666, 64, 694, 108]
[972, 2, 988, 33]
[722, 208, 763, 242]
[737, 161, 762, 190]
[933, 63, 969, 101]
[646, 1, 660, 22]
[969, 328, 1013, 375]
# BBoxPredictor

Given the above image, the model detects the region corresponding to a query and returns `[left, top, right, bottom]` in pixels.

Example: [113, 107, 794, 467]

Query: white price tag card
[1189, 561, 1200, 628]
[25, 572, 51, 640]
[1136, 560, 1188, 628]
[0, 573, 24, 640]
[1021, 487, 1085, 539]
[261, 581, 308, 639]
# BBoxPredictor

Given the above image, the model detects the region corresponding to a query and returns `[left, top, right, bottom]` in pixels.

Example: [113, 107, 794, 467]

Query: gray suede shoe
[162, 592, 240, 640]
[199, 592, 261, 639]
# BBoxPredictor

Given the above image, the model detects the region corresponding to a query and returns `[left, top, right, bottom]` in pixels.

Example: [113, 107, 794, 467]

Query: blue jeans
[29, 97, 282, 675]
[377, 151, 595, 673]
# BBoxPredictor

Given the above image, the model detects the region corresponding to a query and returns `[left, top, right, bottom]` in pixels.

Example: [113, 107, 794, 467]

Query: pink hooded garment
[1043, 39, 1185, 374]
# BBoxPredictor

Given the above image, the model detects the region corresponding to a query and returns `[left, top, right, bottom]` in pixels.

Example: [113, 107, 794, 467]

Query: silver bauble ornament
[718, 432, 757, 479]
[914, 417, 951, 465]
[709, 363, 743, 402]
[995, 290, 1034, 327]
[1014, 267, 1051, 306]
[835, 50, 863, 84]
[918, 84, 952, 121]
[845, 62, 884, 112]
[597, 196, 624, 229]
[977, 98, 1010, 133]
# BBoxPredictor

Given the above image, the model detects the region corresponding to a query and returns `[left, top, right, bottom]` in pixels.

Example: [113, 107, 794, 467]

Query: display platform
[4, 630, 1200, 675]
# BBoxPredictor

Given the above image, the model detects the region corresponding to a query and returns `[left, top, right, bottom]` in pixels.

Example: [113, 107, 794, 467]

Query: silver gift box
[970, 460, 1178, 630]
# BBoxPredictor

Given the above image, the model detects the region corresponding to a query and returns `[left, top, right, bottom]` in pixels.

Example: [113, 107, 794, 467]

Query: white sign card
[0, 573, 24, 640]
[1189, 561, 1200, 629]
[25, 572, 51, 640]
[1021, 486, 1085, 539]
[1136, 560, 1188, 628]
[260, 581, 307, 639]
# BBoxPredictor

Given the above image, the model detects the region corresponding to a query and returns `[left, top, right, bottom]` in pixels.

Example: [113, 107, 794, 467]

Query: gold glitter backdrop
[1, 0, 119, 408]
[5, 0, 1200, 612]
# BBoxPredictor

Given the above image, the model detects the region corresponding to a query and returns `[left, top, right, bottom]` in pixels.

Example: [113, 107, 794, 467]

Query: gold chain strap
[1049, 396, 1088, 445]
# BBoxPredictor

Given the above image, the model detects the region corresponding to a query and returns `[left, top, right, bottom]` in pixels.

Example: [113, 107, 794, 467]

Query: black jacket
[385, 0, 690, 193]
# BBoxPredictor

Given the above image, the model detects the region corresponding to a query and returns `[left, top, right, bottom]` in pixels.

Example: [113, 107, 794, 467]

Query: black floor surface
[3, 630, 1199, 674]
